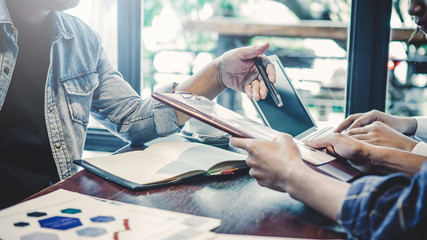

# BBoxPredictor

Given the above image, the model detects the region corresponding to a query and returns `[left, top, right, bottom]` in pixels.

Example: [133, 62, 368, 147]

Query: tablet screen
[252, 56, 316, 137]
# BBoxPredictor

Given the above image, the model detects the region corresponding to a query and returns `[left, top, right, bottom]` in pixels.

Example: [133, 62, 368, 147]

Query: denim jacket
[0, 1, 180, 180]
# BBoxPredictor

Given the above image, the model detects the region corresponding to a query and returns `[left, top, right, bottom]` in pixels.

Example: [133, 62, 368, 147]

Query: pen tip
[276, 95, 283, 107]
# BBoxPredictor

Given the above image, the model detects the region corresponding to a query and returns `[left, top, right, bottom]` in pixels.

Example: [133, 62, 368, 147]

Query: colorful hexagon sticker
[27, 212, 47, 217]
[90, 216, 115, 223]
[60, 208, 82, 214]
[14, 221, 30, 227]
[39, 216, 82, 230]
[21, 232, 59, 240]
[76, 227, 107, 237]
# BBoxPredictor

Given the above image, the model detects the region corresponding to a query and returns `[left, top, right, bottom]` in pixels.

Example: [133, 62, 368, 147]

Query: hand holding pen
[253, 57, 283, 107]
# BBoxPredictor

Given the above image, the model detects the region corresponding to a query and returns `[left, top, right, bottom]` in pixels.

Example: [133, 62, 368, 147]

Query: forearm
[370, 146, 427, 175]
[174, 59, 225, 125]
[286, 167, 350, 221]
[175, 58, 224, 99]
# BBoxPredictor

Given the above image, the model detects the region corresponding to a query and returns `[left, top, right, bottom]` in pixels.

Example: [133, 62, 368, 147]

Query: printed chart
[0, 189, 220, 240]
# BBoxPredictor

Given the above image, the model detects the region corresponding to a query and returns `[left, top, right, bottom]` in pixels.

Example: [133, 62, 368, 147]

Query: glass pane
[142, 0, 351, 126]
[66, 0, 118, 130]
[387, 0, 427, 116]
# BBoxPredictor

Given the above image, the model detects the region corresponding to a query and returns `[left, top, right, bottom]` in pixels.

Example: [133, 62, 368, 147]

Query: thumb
[240, 43, 270, 59]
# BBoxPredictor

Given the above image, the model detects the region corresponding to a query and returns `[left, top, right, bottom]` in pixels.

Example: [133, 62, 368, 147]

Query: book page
[153, 92, 336, 166]
[83, 142, 246, 185]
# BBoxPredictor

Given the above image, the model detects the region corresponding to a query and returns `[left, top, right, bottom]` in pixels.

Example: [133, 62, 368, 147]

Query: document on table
[0, 189, 220, 240]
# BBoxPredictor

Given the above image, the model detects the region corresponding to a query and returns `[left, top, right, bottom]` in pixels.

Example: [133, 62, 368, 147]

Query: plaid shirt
[338, 161, 427, 240]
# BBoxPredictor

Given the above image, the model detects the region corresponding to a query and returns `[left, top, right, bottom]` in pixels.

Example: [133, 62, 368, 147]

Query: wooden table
[29, 136, 352, 239]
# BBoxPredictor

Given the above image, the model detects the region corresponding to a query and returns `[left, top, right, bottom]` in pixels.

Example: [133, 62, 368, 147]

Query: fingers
[251, 80, 261, 101]
[238, 43, 273, 99]
[258, 79, 268, 99]
[345, 110, 387, 132]
[245, 79, 267, 101]
[349, 133, 371, 141]
[230, 137, 266, 169]
[335, 111, 377, 133]
[335, 113, 362, 133]
[347, 126, 369, 136]
[265, 61, 276, 84]
[305, 133, 338, 149]
[229, 137, 256, 153]
[347, 114, 377, 131]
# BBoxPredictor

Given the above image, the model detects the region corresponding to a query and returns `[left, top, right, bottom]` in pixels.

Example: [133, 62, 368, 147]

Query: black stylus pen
[253, 57, 283, 107]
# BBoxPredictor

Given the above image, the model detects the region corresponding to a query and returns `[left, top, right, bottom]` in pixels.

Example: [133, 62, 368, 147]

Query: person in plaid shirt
[231, 1, 427, 238]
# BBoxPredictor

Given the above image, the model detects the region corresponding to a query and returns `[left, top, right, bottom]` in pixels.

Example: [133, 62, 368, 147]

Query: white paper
[0, 189, 220, 240]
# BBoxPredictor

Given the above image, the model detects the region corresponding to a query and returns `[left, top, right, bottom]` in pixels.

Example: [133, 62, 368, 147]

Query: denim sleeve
[92, 47, 180, 144]
[151, 82, 181, 137]
[337, 162, 427, 240]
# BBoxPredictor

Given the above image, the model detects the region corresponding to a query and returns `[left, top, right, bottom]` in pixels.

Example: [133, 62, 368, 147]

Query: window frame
[85, 0, 142, 152]
[345, 0, 392, 116]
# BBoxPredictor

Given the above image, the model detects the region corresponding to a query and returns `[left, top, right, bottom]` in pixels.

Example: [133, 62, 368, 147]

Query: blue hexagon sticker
[21, 232, 59, 240]
[76, 227, 107, 237]
[61, 208, 82, 214]
[39, 216, 82, 230]
[90, 216, 115, 223]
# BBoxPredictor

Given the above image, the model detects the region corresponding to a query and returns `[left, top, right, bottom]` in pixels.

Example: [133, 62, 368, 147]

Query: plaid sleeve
[337, 162, 427, 240]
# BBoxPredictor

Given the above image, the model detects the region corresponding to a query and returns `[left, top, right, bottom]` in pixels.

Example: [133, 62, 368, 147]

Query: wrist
[213, 57, 226, 90]
[285, 163, 318, 199]
[360, 142, 377, 166]
[403, 138, 419, 152]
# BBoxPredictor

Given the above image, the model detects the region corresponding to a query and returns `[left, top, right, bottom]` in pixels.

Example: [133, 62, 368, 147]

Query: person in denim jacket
[230, 1, 427, 239]
[0, 0, 276, 208]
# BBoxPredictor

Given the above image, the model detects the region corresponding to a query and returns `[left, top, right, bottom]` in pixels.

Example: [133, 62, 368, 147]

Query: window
[142, 0, 352, 126]
[387, 0, 427, 117]
[66, 0, 118, 67]
[65, 1, 421, 152]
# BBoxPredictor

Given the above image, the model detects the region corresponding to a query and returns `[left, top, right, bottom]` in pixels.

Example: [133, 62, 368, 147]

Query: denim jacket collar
[51, 11, 73, 41]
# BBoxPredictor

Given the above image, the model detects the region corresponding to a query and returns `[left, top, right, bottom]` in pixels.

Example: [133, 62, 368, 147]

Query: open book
[74, 142, 248, 190]
[152, 91, 336, 166]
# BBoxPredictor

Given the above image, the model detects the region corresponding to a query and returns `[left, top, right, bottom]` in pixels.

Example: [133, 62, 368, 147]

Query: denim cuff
[152, 82, 181, 137]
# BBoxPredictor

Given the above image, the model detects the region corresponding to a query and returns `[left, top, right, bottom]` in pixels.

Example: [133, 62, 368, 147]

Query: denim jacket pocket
[62, 72, 99, 125]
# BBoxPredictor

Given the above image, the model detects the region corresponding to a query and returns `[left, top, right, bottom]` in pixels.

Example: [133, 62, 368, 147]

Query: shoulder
[56, 11, 101, 43]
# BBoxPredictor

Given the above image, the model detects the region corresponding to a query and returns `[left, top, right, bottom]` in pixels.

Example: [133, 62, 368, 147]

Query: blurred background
[65, 0, 427, 152]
